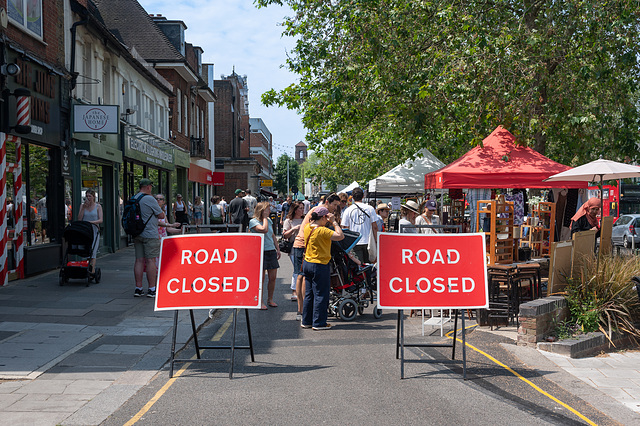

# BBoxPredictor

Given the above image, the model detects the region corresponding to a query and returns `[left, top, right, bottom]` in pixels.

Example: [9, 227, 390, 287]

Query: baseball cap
[235, 189, 244, 195]
[425, 200, 437, 211]
[314, 206, 329, 217]
[139, 178, 153, 188]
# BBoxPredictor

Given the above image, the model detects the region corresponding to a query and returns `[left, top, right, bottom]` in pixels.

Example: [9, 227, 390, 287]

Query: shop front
[2, 51, 65, 278]
[121, 124, 185, 246]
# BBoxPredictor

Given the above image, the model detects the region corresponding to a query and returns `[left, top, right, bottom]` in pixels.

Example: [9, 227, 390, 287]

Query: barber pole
[0, 133, 8, 286]
[15, 91, 30, 126]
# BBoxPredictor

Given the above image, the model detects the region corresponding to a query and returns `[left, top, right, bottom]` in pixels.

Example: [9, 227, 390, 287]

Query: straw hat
[403, 200, 420, 214]
[376, 203, 391, 212]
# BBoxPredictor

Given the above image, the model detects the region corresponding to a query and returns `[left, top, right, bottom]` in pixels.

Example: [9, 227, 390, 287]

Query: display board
[155, 233, 264, 310]
[377, 233, 488, 309]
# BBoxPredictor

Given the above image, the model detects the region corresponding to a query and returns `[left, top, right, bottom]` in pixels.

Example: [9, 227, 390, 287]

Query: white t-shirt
[302, 199, 311, 214]
[341, 202, 377, 245]
[244, 195, 257, 217]
[415, 214, 441, 234]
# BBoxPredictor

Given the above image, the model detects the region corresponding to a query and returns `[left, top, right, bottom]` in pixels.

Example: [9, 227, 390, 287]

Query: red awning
[424, 126, 587, 189]
[188, 164, 225, 186]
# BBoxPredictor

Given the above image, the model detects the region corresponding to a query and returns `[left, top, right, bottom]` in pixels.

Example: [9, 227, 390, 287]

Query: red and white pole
[0, 132, 8, 286]
[11, 135, 23, 279]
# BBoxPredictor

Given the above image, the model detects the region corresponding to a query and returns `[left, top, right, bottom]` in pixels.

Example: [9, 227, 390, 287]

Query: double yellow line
[445, 326, 597, 426]
[124, 314, 234, 426]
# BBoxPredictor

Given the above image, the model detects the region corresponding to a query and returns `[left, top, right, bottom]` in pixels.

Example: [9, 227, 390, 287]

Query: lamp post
[286, 156, 289, 196]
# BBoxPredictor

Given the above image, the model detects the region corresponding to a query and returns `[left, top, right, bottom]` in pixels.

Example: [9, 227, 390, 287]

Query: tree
[273, 154, 300, 195]
[258, 0, 640, 183]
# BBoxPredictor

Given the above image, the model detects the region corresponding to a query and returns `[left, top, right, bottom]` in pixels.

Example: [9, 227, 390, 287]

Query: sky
[138, 0, 305, 161]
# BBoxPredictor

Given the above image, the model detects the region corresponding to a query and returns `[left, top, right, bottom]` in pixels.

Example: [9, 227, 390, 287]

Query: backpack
[122, 193, 153, 237]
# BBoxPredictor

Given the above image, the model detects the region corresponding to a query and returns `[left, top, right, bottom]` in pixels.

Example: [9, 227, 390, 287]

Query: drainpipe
[70, 18, 89, 91]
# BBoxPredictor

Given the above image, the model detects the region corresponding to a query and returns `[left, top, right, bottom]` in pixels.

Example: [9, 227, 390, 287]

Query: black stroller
[59, 221, 101, 286]
[328, 230, 381, 321]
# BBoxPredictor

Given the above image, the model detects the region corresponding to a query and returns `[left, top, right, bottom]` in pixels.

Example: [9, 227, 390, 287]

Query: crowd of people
[126, 178, 452, 330]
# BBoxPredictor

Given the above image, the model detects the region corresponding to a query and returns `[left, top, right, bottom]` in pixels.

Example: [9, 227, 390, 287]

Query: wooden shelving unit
[520, 202, 556, 257]
[476, 196, 515, 265]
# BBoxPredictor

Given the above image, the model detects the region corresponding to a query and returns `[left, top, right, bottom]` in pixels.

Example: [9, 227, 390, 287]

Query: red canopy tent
[424, 126, 587, 189]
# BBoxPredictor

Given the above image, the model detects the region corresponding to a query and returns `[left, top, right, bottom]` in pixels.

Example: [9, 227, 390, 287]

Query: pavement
[0, 245, 639, 425]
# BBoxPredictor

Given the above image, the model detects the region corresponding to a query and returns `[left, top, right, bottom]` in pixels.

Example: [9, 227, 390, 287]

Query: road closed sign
[155, 234, 264, 311]
[377, 233, 488, 309]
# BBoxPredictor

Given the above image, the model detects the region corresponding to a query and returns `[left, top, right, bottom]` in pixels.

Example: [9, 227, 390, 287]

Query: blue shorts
[292, 247, 304, 275]
[194, 211, 203, 219]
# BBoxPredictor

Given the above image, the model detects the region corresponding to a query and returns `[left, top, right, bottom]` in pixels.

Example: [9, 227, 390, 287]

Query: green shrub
[565, 253, 640, 345]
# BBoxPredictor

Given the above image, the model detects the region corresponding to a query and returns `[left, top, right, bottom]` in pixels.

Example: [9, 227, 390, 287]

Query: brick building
[213, 72, 259, 200]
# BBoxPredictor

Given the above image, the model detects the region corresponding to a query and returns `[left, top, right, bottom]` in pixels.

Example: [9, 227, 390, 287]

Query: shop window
[8, 0, 43, 39]
[27, 144, 52, 246]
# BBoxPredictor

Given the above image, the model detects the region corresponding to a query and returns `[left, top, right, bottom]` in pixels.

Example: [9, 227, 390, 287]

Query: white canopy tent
[339, 181, 361, 194]
[368, 148, 445, 195]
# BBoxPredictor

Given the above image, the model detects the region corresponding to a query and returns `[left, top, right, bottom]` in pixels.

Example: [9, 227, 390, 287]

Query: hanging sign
[155, 234, 264, 310]
[377, 233, 488, 309]
[73, 105, 119, 134]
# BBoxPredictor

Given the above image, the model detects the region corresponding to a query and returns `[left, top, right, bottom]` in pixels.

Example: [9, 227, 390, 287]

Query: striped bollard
[0, 133, 8, 286]
[11, 136, 24, 278]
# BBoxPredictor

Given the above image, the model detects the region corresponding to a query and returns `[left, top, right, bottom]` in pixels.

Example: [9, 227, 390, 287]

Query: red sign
[155, 234, 264, 311]
[210, 172, 225, 186]
[377, 233, 488, 309]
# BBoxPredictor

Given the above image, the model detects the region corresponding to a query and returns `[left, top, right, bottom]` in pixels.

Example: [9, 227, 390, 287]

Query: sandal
[267, 301, 278, 308]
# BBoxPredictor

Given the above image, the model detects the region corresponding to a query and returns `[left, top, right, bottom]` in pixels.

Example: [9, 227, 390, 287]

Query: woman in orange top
[301, 207, 344, 330]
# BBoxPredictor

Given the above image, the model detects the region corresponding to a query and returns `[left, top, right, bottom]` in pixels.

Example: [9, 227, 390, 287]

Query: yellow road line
[124, 313, 234, 426]
[445, 326, 598, 426]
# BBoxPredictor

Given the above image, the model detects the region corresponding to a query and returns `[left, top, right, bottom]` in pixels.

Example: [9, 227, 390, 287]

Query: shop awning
[189, 163, 224, 186]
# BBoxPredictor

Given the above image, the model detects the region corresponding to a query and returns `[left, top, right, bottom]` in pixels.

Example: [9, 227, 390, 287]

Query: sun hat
[425, 200, 437, 211]
[376, 203, 391, 212]
[235, 189, 244, 195]
[139, 178, 152, 188]
[403, 200, 420, 214]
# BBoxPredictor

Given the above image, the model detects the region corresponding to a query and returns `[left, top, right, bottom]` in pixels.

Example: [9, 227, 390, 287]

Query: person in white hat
[399, 200, 420, 233]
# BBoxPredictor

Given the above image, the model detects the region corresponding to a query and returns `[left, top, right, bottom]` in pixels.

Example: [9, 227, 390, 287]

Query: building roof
[296, 142, 307, 147]
[92, 0, 184, 63]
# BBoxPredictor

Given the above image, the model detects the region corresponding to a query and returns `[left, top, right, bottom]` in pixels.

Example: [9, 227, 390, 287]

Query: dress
[193, 203, 204, 220]
[81, 204, 100, 258]
[571, 215, 600, 238]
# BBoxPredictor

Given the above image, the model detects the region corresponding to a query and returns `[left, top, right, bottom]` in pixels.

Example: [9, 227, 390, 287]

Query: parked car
[611, 214, 640, 248]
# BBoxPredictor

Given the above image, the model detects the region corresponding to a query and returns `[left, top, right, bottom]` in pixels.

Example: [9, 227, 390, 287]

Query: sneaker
[134, 287, 144, 297]
[301, 323, 312, 329]
[146, 289, 156, 298]
[312, 324, 333, 331]
[296, 313, 302, 321]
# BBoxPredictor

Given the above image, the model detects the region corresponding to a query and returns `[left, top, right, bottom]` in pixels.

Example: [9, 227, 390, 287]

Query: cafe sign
[73, 105, 119, 134]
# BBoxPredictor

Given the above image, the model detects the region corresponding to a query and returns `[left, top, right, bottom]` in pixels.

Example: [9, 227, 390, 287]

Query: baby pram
[59, 221, 101, 286]
[328, 229, 381, 321]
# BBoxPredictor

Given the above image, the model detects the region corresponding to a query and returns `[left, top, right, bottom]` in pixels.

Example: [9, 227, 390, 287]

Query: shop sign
[260, 179, 273, 187]
[211, 172, 225, 186]
[7, 54, 61, 146]
[377, 233, 488, 309]
[155, 234, 264, 310]
[73, 105, 119, 134]
[126, 137, 174, 169]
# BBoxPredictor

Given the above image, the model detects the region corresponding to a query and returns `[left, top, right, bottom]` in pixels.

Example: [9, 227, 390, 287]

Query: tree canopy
[257, 0, 640, 185]
[274, 154, 301, 195]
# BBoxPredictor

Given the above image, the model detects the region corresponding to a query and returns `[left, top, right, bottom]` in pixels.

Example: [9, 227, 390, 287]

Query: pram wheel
[373, 305, 383, 319]
[338, 299, 357, 321]
[94, 268, 101, 283]
[59, 271, 67, 286]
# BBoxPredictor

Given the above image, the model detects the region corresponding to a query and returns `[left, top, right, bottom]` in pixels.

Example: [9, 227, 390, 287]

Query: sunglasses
[156, 197, 164, 200]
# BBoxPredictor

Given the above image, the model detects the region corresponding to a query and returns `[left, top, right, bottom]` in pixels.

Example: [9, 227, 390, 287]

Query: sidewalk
[0, 246, 210, 425]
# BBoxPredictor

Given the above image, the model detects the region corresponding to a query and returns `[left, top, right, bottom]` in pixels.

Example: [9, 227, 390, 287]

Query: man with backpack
[340, 187, 378, 263]
[132, 178, 165, 297]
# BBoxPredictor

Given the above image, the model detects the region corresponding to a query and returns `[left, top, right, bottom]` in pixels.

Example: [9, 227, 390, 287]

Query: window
[176, 88, 182, 133]
[183, 94, 188, 136]
[8, 0, 43, 39]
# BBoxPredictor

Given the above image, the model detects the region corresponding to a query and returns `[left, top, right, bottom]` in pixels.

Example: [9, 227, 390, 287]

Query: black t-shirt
[229, 197, 248, 224]
[571, 215, 600, 238]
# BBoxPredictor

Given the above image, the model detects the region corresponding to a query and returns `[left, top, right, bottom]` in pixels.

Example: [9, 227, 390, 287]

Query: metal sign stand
[169, 308, 255, 379]
[395, 309, 467, 380]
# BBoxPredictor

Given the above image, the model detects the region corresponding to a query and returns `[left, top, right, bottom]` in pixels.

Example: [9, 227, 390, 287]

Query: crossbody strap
[304, 225, 319, 251]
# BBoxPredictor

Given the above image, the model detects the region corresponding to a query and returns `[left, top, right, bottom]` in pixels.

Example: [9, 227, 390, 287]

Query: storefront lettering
[31, 97, 50, 124]
[129, 138, 173, 163]
[34, 70, 56, 98]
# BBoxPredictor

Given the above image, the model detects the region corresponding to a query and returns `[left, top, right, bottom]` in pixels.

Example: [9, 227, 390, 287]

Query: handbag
[279, 235, 293, 254]
[367, 230, 377, 263]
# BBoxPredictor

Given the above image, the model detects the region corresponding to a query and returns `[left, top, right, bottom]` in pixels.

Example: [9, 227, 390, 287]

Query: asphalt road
[101, 288, 620, 425]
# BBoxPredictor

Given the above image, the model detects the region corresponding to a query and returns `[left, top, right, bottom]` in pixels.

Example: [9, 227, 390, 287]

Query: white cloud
[138, 0, 303, 159]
